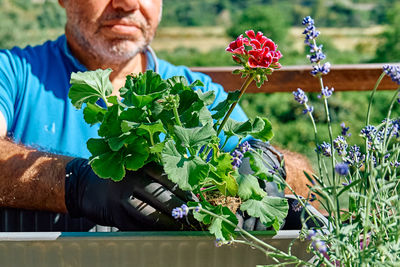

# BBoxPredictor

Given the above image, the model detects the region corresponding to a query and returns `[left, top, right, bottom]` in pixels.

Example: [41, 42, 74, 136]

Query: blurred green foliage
[226, 4, 291, 46]
[373, 3, 400, 63]
[0, 0, 65, 49]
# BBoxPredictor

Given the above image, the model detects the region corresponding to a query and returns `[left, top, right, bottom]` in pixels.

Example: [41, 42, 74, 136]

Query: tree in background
[374, 3, 400, 63]
[226, 4, 291, 47]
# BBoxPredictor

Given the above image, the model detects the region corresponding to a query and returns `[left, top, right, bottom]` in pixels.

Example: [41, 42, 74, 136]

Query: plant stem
[366, 72, 386, 126]
[305, 102, 323, 179]
[383, 87, 400, 150]
[173, 104, 182, 127]
[216, 73, 255, 136]
[196, 208, 312, 266]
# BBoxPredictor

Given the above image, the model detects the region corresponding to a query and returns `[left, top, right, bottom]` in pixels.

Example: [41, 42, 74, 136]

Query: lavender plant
[290, 16, 400, 266]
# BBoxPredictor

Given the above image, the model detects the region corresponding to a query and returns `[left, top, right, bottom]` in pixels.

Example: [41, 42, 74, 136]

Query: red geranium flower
[245, 30, 281, 69]
[226, 34, 249, 55]
[227, 30, 282, 70]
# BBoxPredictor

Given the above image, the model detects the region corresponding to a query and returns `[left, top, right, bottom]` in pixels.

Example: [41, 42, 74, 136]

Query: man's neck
[66, 38, 147, 95]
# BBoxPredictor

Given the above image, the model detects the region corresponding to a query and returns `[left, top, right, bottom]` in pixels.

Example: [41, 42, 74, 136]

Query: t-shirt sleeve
[0, 50, 19, 132]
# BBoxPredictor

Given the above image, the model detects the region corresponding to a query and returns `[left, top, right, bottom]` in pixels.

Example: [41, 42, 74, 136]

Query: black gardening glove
[65, 158, 198, 231]
[236, 140, 287, 231]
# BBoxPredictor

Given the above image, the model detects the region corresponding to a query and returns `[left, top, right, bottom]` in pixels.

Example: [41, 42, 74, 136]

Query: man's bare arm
[0, 113, 69, 212]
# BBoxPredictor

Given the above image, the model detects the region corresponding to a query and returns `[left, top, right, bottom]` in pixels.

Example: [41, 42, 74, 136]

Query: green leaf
[208, 206, 238, 241]
[251, 117, 274, 142]
[240, 196, 288, 230]
[236, 173, 266, 201]
[167, 76, 192, 94]
[69, 69, 113, 109]
[198, 106, 214, 126]
[189, 80, 204, 89]
[107, 132, 137, 151]
[121, 120, 140, 133]
[138, 120, 166, 139]
[150, 141, 166, 154]
[248, 151, 274, 182]
[189, 202, 237, 241]
[189, 201, 213, 224]
[161, 140, 210, 191]
[173, 123, 216, 149]
[83, 103, 106, 126]
[120, 107, 147, 123]
[125, 138, 150, 171]
[107, 95, 119, 105]
[223, 118, 253, 139]
[208, 150, 239, 196]
[120, 70, 169, 108]
[98, 105, 122, 137]
[211, 90, 241, 120]
[87, 138, 125, 181]
[195, 89, 215, 106]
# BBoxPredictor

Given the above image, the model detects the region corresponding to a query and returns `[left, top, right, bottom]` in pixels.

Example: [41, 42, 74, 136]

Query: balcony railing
[191, 63, 397, 93]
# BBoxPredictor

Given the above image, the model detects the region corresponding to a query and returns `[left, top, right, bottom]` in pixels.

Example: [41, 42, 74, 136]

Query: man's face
[60, 0, 162, 62]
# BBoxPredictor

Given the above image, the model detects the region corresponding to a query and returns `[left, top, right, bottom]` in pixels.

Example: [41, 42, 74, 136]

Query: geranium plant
[68, 30, 289, 243]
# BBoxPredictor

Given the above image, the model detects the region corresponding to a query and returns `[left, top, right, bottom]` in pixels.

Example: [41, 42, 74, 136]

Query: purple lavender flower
[231, 157, 242, 169]
[291, 200, 303, 212]
[302, 16, 314, 26]
[316, 142, 332, 157]
[239, 141, 251, 153]
[293, 88, 308, 104]
[311, 62, 331, 76]
[335, 163, 349, 176]
[318, 86, 334, 99]
[390, 161, 400, 168]
[308, 51, 326, 63]
[215, 238, 224, 247]
[383, 65, 400, 85]
[342, 179, 352, 186]
[194, 204, 202, 212]
[333, 136, 348, 156]
[230, 141, 251, 169]
[392, 119, 400, 138]
[172, 204, 189, 219]
[340, 122, 351, 137]
[307, 229, 316, 240]
[360, 125, 377, 141]
[344, 145, 365, 166]
[312, 239, 328, 254]
[309, 44, 323, 53]
[231, 150, 244, 160]
[303, 106, 314, 114]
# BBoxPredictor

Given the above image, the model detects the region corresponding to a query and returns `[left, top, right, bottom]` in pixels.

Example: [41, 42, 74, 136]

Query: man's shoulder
[0, 36, 65, 67]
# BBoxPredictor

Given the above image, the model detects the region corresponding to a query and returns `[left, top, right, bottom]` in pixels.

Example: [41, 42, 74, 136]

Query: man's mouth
[102, 20, 142, 36]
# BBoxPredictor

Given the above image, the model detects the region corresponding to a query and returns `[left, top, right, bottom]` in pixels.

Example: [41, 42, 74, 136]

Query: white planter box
[0, 230, 311, 267]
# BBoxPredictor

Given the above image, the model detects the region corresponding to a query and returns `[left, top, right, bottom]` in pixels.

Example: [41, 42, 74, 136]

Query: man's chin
[94, 41, 147, 62]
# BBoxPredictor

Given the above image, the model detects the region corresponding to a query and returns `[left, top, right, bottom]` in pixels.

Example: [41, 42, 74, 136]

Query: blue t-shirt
[0, 35, 248, 158]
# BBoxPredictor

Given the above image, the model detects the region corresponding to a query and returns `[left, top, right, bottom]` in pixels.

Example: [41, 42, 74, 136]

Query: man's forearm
[0, 138, 70, 213]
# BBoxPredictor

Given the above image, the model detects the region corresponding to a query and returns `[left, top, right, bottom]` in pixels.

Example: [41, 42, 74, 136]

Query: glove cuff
[65, 158, 88, 218]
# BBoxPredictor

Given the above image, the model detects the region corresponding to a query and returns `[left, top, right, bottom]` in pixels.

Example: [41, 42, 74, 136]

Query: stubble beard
[66, 15, 155, 64]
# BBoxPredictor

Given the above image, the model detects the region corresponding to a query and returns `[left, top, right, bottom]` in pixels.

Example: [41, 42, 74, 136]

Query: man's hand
[65, 159, 197, 231]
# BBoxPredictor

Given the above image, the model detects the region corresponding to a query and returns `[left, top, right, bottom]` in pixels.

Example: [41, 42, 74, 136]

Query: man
[0, 0, 299, 231]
